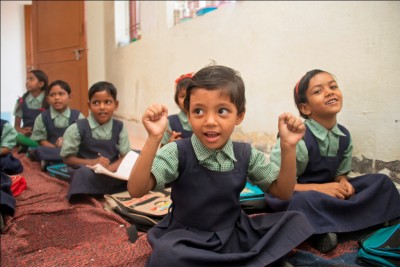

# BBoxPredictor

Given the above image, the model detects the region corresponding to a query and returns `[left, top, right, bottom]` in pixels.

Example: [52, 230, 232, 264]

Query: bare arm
[14, 116, 32, 136]
[268, 113, 305, 200]
[128, 104, 168, 198]
[63, 154, 110, 168]
[39, 140, 56, 148]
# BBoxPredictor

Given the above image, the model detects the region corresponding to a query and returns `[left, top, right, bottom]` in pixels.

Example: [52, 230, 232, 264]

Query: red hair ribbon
[175, 72, 193, 84]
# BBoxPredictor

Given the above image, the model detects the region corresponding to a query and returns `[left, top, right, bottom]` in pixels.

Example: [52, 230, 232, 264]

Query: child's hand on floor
[278, 112, 305, 147]
[142, 104, 168, 140]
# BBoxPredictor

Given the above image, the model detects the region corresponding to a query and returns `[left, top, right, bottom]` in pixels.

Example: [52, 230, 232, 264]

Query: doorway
[25, 1, 88, 116]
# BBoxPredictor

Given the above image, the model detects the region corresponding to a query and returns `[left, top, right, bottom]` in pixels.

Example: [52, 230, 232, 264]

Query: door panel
[31, 1, 88, 116]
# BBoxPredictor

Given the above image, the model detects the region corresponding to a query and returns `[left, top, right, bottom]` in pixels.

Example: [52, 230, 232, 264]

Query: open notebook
[86, 150, 139, 181]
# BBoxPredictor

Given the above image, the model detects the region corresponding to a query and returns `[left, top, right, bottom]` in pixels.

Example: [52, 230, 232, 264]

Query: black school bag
[357, 224, 400, 267]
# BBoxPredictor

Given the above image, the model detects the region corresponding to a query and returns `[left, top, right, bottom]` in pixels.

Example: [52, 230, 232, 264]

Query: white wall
[1, 1, 32, 123]
[85, 1, 105, 84]
[91, 1, 400, 162]
[2, 1, 399, 162]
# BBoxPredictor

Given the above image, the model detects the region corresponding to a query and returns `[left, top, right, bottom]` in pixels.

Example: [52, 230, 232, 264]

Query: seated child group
[1, 66, 399, 267]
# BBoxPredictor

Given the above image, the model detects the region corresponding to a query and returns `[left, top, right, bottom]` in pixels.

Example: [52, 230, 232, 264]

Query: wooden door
[30, 1, 88, 116]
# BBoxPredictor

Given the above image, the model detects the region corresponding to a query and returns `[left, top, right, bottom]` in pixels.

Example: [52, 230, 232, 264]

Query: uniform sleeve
[13, 100, 22, 118]
[60, 123, 81, 157]
[247, 147, 280, 192]
[336, 135, 353, 176]
[117, 125, 131, 155]
[151, 142, 179, 191]
[269, 138, 309, 177]
[1, 122, 18, 149]
[30, 115, 47, 142]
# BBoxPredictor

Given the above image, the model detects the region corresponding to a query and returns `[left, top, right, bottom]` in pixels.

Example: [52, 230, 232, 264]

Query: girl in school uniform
[30, 80, 85, 169]
[1, 119, 23, 174]
[60, 81, 131, 201]
[1, 119, 23, 233]
[266, 69, 400, 253]
[160, 73, 193, 147]
[13, 69, 49, 151]
[128, 65, 314, 267]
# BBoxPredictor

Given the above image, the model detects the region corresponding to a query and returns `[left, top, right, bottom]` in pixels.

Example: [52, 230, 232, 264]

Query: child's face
[26, 72, 43, 92]
[300, 72, 343, 121]
[47, 85, 71, 113]
[188, 88, 244, 150]
[177, 88, 186, 111]
[88, 90, 118, 125]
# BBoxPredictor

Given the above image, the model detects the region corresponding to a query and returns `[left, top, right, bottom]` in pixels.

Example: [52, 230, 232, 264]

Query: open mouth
[204, 131, 220, 142]
[326, 98, 338, 105]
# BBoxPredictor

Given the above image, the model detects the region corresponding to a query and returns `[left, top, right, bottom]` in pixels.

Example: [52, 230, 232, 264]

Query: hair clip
[175, 73, 193, 84]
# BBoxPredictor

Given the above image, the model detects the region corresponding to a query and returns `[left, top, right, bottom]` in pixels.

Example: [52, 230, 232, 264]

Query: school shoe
[309, 233, 338, 253]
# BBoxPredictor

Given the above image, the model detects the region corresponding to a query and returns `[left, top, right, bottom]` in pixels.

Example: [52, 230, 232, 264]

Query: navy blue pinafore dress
[146, 139, 314, 267]
[0, 172, 15, 216]
[1, 120, 22, 216]
[34, 109, 80, 163]
[20, 100, 43, 128]
[168, 114, 192, 139]
[266, 125, 400, 234]
[0, 120, 23, 175]
[66, 119, 127, 200]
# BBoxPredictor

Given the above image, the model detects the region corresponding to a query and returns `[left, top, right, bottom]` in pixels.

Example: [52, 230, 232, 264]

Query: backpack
[104, 189, 172, 242]
[357, 224, 400, 267]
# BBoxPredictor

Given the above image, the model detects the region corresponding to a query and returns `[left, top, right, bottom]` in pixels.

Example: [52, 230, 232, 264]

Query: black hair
[88, 81, 117, 101]
[294, 69, 331, 119]
[18, 69, 49, 111]
[174, 77, 192, 106]
[184, 65, 246, 114]
[47, 80, 72, 96]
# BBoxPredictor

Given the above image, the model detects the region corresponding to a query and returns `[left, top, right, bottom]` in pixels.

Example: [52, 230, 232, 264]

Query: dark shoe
[309, 233, 338, 253]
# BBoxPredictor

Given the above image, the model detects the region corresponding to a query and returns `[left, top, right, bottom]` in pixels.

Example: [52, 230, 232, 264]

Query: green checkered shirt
[270, 119, 353, 177]
[151, 135, 280, 192]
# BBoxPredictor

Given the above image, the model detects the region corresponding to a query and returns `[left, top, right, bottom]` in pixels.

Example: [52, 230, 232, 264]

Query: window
[173, 1, 235, 25]
[115, 1, 141, 47]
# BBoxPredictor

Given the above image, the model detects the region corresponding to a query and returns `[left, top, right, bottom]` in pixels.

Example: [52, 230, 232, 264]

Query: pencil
[166, 129, 173, 135]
